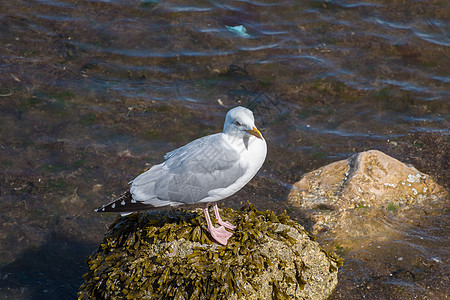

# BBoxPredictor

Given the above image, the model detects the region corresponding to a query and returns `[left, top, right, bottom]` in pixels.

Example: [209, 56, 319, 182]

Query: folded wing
[132, 133, 245, 204]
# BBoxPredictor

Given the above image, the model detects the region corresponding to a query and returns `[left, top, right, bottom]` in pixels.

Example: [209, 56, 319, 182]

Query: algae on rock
[79, 205, 340, 299]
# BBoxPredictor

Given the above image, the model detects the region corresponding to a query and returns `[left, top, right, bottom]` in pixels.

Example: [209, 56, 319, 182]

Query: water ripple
[431, 76, 450, 84]
[373, 17, 411, 30]
[223, 0, 281, 7]
[239, 43, 279, 51]
[72, 40, 237, 58]
[381, 79, 449, 98]
[327, 0, 382, 8]
[166, 6, 213, 12]
[34, 0, 76, 8]
[413, 30, 450, 47]
[33, 13, 79, 22]
[298, 124, 405, 140]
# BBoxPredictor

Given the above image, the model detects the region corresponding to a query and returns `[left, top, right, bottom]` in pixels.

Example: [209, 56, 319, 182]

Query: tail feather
[95, 191, 160, 213]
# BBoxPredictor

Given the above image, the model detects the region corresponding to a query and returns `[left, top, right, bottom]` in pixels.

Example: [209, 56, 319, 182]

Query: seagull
[95, 106, 267, 245]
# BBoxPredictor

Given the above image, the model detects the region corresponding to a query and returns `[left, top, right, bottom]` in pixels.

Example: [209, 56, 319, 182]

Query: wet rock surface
[79, 205, 340, 300]
[288, 150, 448, 240]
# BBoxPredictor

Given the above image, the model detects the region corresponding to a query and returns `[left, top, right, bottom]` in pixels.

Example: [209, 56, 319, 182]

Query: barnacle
[79, 204, 340, 299]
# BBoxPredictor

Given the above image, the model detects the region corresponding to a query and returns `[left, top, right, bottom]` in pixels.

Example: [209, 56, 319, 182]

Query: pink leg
[213, 203, 236, 230]
[203, 205, 233, 245]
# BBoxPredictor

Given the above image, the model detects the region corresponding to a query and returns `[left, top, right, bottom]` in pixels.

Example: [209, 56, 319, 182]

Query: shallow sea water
[0, 0, 449, 299]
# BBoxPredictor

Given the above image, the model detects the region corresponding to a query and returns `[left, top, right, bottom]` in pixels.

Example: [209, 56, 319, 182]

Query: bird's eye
[235, 121, 242, 126]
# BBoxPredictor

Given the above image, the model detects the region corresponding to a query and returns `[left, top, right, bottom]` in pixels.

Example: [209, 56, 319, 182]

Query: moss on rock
[79, 204, 341, 299]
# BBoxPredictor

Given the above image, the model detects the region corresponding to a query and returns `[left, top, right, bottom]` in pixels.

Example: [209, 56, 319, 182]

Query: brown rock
[289, 150, 446, 210]
[288, 150, 448, 240]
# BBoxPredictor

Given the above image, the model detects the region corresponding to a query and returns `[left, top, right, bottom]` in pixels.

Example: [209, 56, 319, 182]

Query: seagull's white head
[223, 106, 263, 139]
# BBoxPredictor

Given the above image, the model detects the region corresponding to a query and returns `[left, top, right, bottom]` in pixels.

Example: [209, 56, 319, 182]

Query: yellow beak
[246, 127, 263, 139]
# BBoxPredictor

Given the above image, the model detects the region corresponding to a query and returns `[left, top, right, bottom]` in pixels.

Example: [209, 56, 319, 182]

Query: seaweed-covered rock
[79, 205, 340, 299]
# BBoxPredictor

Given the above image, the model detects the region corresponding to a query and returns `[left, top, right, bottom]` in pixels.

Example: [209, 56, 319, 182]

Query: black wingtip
[95, 191, 131, 213]
[95, 190, 160, 213]
[94, 206, 107, 213]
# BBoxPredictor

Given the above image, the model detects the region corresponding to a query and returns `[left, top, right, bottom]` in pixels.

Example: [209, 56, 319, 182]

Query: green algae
[387, 202, 399, 212]
[79, 204, 331, 299]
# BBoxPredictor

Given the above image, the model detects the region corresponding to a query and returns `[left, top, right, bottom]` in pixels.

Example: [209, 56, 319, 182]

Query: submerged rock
[288, 150, 448, 239]
[79, 205, 340, 300]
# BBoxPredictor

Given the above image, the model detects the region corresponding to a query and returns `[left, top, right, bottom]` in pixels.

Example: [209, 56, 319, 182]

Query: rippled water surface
[1, 0, 449, 299]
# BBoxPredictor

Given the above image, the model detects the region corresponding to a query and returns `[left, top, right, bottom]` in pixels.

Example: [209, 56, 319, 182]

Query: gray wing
[130, 133, 246, 205]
